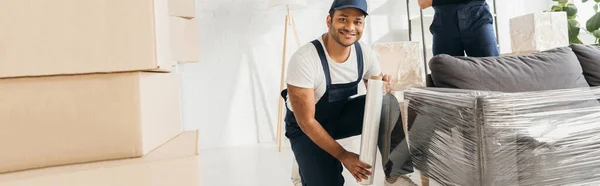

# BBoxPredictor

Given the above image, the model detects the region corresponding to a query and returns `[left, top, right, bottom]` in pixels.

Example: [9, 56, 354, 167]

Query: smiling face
[326, 8, 365, 47]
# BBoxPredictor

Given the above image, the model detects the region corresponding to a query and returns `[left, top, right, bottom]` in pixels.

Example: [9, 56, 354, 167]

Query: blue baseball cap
[329, 0, 368, 16]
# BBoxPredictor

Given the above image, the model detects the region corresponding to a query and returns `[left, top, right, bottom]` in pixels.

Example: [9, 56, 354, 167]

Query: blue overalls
[430, 0, 499, 57]
[280, 39, 366, 186]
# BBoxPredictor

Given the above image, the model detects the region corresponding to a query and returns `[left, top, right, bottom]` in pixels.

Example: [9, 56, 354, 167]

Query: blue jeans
[430, 1, 499, 57]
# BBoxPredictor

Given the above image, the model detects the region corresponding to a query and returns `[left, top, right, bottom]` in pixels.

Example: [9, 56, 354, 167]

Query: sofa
[397, 44, 600, 186]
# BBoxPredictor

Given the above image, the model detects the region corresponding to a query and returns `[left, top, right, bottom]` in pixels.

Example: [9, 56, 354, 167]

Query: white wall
[575, 0, 599, 44]
[182, 0, 556, 150]
[182, 0, 337, 150]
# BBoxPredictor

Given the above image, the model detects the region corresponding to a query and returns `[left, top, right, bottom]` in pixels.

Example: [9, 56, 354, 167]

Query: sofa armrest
[403, 88, 489, 186]
[403, 87, 600, 186]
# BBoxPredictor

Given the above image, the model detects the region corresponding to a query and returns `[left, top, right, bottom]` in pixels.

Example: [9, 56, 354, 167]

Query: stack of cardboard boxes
[0, 0, 201, 180]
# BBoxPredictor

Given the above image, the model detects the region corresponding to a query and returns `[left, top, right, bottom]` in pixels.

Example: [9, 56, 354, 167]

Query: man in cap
[281, 0, 416, 185]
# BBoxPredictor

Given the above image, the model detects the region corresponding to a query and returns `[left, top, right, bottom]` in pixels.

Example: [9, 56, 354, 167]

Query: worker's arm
[287, 84, 371, 181]
[287, 84, 344, 158]
[418, 0, 433, 9]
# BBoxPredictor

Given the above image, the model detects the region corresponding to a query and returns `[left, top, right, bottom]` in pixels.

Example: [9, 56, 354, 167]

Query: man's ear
[326, 15, 331, 28]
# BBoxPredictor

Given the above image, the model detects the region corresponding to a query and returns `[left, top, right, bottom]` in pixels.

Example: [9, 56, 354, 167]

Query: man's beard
[329, 27, 357, 47]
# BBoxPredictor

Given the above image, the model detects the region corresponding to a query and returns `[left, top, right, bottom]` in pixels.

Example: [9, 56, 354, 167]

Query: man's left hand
[382, 74, 392, 94]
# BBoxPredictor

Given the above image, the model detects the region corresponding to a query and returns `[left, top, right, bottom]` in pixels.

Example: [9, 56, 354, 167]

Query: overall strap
[354, 43, 364, 82]
[311, 39, 365, 86]
[311, 39, 332, 88]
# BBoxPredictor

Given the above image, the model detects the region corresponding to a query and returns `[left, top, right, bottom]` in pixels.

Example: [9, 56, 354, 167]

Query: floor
[0, 156, 203, 186]
[199, 136, 436, 186]
[0, 131, 203, 186]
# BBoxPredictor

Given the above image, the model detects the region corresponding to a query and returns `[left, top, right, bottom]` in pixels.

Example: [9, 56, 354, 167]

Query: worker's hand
[418, 0, 432, 9]
[339, 151, 372, 182]
[382, 74, 392, 94]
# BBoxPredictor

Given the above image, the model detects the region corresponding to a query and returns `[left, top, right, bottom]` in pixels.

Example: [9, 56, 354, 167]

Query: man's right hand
[339, 151, 372, 182]
[418, 0, 432, 9]
[288, 84, 372, 181]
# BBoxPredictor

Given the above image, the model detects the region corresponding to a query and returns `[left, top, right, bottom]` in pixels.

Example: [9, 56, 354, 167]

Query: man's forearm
[298, 119, 347, 160]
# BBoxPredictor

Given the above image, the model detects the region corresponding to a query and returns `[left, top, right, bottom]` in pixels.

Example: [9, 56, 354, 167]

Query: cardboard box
[0, 72, 182, 173]
[0, 130, 200, 186]
[171, 17, 200, 63]
[0, 0, 176, 78]
[0, 156, 202, 186]
[169, 0, 196, 18]
[510, 12, 569, 53]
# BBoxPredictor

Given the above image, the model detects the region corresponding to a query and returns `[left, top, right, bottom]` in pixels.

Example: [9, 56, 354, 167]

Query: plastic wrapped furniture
[372, 42, 425, 93]
[403, 87, 600, 186]
[371, 42, 426, 181]
[376, 94, 413, 180]
[510, 12, 569, 53]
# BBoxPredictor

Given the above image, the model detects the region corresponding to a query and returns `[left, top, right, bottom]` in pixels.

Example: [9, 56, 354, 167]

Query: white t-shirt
[285, 36, 381, 111]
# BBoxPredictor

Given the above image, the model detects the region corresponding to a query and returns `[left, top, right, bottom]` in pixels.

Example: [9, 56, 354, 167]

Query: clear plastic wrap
[403, 87, 600, 186]
[372, 92, 421, 184]
[371, 42, 425, 182]
[372, 42, 425, 92]
[509, 12, 569, 53]
[359, 78, 384, 185]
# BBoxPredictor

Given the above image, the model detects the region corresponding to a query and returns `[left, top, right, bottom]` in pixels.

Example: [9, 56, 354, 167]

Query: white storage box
[510, 12, 569, 53]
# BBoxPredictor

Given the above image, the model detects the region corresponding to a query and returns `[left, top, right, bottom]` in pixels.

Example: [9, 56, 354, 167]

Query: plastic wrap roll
[359, 77, 384, 185]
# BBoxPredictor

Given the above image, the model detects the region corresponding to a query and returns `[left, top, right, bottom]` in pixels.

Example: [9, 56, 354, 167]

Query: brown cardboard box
[171, 17, 201, 63]
[0, 0, 176, 78]
[0, 72, 182, 173]
[0, 130, 201, 186]
[169, 0, 196, 18]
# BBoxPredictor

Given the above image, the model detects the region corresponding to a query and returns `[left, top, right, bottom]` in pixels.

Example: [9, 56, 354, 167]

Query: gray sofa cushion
[570, 44, 600, 87]
[428, 47, 590, 92]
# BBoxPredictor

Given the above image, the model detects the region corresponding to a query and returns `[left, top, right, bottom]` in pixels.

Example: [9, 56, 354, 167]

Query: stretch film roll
[359, 77, 384, 185]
